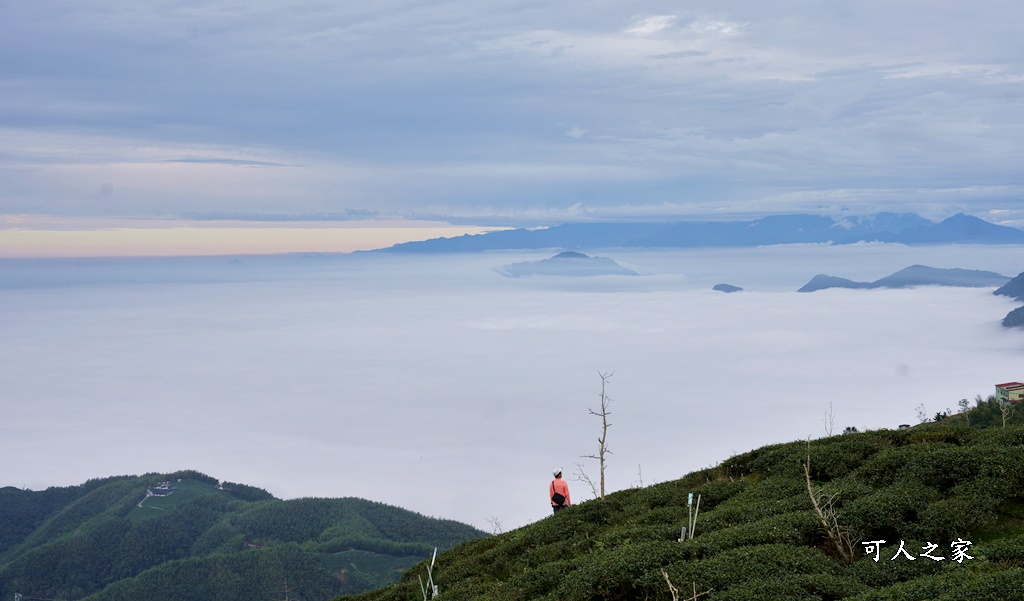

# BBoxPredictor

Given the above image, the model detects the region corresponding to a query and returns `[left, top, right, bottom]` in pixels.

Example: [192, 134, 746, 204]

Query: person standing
[550, 469, 571, 513]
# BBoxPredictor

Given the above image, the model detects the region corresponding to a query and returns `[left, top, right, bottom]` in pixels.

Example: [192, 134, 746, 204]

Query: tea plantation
[341, 423, 1024, 600]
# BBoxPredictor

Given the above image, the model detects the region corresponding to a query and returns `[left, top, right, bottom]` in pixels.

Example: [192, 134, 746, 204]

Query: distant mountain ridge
[0, 471, 485, 601]
[712, 283, 744, 293]
[500, 251, 638, 277]
[375, 213, 1024, 253]
[994, 270, 1024, 328]
[798, 275, 873, 292]
[798, 265, 1010, 292]
[1003, 306, 1024, 328]
[994, 270, 1024, 302]
[845, 213, 1024, 245]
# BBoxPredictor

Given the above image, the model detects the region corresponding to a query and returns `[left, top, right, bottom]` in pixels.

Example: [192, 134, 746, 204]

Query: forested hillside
[342, 419, 1024, 600]
[0, 470, 485, 601]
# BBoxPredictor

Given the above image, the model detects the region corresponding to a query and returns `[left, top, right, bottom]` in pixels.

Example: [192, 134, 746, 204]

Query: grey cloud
[161, 157, 290, 167]
[1, 1, 1023, 219]
[647, 50, 711, 59]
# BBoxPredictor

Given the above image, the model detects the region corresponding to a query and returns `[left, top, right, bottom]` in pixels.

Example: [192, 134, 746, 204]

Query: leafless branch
[572, 462, 598, 499]
[805, 440, 856, 563]
[1001, 399, 1015, 428]
[584, 371, 614, 499]
[662, 569, 679, 601]
[660, 570, 712, 601]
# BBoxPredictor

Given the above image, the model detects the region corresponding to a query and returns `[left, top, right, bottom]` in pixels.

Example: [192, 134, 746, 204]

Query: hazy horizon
[3, 244, 1023, 531]
[0, 217, 504, 258]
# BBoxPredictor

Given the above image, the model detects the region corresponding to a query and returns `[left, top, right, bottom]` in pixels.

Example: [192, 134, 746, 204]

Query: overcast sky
[3, 1, 1023, 226]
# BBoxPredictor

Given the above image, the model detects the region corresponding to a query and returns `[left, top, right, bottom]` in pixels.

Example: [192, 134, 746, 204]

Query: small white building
[148, 481, 177, 496]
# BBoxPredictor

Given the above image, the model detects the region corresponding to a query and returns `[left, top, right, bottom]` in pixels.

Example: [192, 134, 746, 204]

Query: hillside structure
[148, 481, 177, 497]
[995, 382, 1024, 403]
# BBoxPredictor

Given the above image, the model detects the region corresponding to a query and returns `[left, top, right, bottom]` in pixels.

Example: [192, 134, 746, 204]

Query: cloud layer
[1, 1, 1023, 223]
[2, 244, 1023, 530]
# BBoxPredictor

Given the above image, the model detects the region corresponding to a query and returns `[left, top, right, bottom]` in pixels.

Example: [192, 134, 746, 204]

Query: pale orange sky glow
[0, 216, 503, 258]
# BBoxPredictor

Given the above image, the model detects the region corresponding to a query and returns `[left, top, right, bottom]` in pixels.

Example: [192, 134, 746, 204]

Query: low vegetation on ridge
[0, 470, 486, 601]
[343, 416, 1024, 600]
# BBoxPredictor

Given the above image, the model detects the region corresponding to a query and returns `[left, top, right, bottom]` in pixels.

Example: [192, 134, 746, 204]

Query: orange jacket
[550, 477, 571, 507]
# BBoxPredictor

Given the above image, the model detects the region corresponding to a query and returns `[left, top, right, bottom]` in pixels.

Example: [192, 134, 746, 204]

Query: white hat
[553, 468, 562, 477]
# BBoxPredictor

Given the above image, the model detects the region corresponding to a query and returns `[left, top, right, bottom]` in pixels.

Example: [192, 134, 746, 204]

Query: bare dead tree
[823, 402, 835, 437]
[958, 398, 971, 426]
[1000, 399, 1015, 429]
[486, 516, 503, 535]
[805, 440, 856, 563]
[582, 371, 613, 500]
[662, 569, 679, 601]
[572, 461, 599, 499]
[661, 570, 712, 601]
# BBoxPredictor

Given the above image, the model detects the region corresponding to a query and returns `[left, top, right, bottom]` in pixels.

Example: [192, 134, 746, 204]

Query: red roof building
[995, 382, 1024, 404]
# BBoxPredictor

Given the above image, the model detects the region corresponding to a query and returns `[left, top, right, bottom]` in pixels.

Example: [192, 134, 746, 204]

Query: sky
[2, 0, 1024, 242]
[3, 245, 1024, 531]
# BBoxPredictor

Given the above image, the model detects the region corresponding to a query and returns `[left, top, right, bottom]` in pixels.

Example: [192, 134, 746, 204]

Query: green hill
[0, 470, 486, 601]
[341, 421, 1024, 600]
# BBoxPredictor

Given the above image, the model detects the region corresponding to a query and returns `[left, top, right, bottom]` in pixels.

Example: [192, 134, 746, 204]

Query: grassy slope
[342, 424, 1024, 601]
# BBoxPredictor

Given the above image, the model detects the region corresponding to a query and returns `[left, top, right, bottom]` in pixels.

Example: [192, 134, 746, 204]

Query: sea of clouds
[3, 243, 1024, 532]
